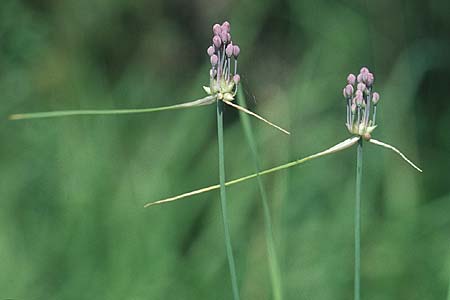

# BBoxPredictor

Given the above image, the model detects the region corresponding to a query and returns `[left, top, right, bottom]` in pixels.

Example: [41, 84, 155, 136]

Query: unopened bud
[213, 24, 221, 35]
[357, 73, 363, 83]
[221, 31, 229, 43]
[226, 44, 233, 57]
[372, 92, 380, 105]
[233, 45, 240, 57]
[360, 67, 369, 74]
[221, 21, 230, 33]
[351, 103, 356, 113]
[210, 69, 217, 78]
[357, 82, 366, 92]
[210, 54, 218, 66]
[233, 74, 240, 84]
[213, 35, 222, 48]
[207, 46, 215, 56]
[355, 90, 363, 105]
[347, 73, 356, 85]
[344, 84, 354, 97]
[366, 72, 374, 86]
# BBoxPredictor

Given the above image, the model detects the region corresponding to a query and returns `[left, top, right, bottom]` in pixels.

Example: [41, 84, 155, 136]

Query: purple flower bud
[360, 67, 369, 74]
[232, 45, 240, 58]
[213, 24, 221, 35]
[357, 73, 363, 83]
[344, 84, 354, 97]
[207, 46, 215, 56]
[347, 74, 356, 85]
[233, 74, 240, 84]
[357, 82, 366, 92]
[372, 92, 380, 105]
[220, 31, 229, 44]
[355, 90, 363, 105]
[366, 72, 374, 86]
[221, 21, 230, 33]
[213, 35, 222, 48]
[210, 54, 218, 66]
[225, 44, 233, 57]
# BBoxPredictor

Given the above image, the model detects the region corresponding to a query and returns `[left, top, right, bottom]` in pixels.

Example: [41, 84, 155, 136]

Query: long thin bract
[368, 138, 422, 172]
[223, 100, 290, 135]
[9, 96, 216, 120]
[145, 136, 360, 207]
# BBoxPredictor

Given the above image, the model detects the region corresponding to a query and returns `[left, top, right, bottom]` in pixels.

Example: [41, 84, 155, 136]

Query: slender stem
[354, 138, 363, 300]
[217, 100, 240, 300]
[237, 88, 282, 300]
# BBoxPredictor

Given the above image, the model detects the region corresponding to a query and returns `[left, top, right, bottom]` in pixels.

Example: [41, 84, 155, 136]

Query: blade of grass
[368, 138, 422, 172]
[354, 138, 363, 300]
[9, 95, 216, 120]
[145, 136, 360, 207]
[217, 99, 240, 300]
[237, 88, 282, 300]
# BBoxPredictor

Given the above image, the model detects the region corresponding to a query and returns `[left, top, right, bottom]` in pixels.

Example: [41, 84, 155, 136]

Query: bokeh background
[1, 0, 450, 299]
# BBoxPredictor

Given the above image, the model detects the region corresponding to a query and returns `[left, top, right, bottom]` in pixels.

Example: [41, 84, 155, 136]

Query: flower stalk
[217, 98, 240, 300]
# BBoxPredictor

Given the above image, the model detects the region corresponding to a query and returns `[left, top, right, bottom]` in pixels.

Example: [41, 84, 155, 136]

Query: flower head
[204, 21, 240, 101]
[343, 67, 379, 139]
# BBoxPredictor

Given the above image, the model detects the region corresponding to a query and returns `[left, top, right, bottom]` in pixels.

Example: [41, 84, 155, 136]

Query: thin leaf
[9, 96, 217, 120]
[237, 87, 283, 300]
[144, 136, 360, 207]
[368, 138, 423, 172]
[222, 100, 290, 135]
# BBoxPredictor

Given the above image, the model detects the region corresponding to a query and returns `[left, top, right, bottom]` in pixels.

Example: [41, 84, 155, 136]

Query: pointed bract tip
[9, 114, 23, 120]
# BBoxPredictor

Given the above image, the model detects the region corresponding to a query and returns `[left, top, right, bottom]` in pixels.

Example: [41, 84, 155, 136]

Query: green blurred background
[1, 0, 450, 299]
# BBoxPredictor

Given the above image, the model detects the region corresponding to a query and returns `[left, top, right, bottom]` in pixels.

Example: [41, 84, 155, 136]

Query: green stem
[237, 88, 282, 300]
[355, 138, 363, 300]
[217, 100, 240, 300]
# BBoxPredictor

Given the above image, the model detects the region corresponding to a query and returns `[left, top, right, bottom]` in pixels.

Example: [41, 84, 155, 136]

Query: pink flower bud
[232, 45, 240, 57]
[220, 31, 229, 43]
[366, 72, 374, 86]
[351, 103, 356, 113]
[221, 21, 230, 33]
[372, 92, 380, 105]
[347, 74, 356, 85]
[360, 67, 369, 74]
[210, 54, 218, 66]
[207, 46, 215, 56]
[344, 84, 354, 97]
[355, 90, 363, 105]
[213, 24, 221, 35]
[357, 73, 363, 83]
[357, 82, 366, 92]
[225, 44, 233, 57]
[233, 74, 240, 84]
[213, 35, 222, 48]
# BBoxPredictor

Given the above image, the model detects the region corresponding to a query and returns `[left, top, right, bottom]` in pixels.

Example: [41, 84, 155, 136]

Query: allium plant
[145, 67, 422, 299]
[10, 21, 291, 300]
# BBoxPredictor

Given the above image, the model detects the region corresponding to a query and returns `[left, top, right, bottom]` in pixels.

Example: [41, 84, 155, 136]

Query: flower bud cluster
[343, 67, 380, 139]
[204, 21, 240, 101]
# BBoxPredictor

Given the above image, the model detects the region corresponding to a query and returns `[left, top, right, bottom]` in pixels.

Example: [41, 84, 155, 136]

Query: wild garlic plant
[10, 21, 292, 300]
[145, 67, 422, 300]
